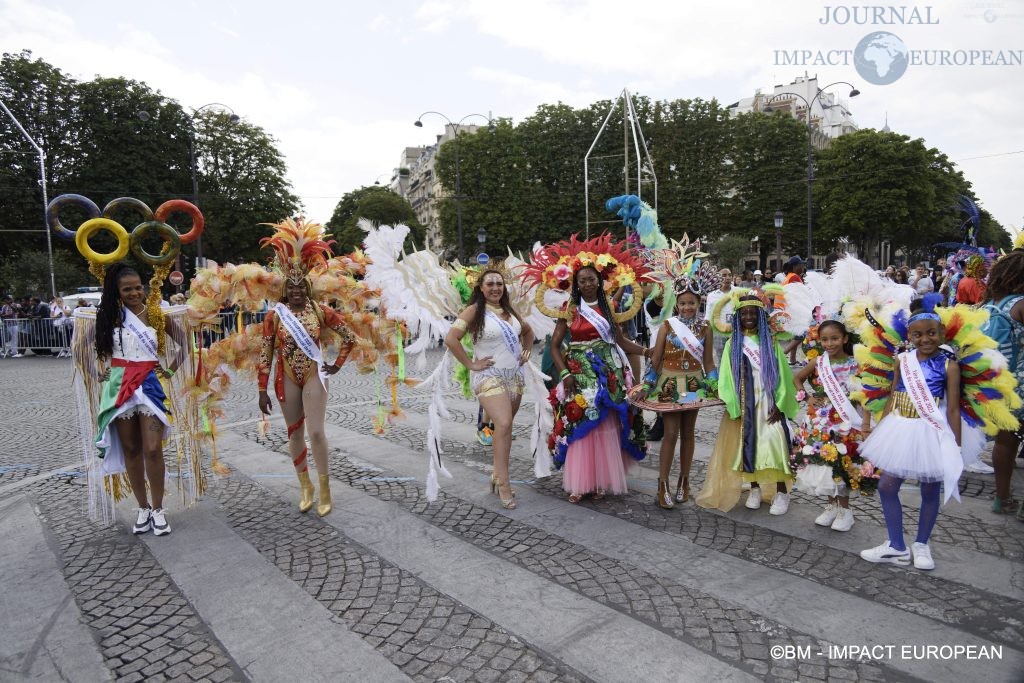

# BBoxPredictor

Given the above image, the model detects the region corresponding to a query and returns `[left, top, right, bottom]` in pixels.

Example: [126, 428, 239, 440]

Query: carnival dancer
[49, 193, 207, 529]
[855, 294, 1020, 568]
[696, 291, 799, 514]
[983, 250, 1024, 516]
[629, 239, 721, 508]
[524, 234, 651, 502]
[791, 320, 870, 531]
[257, 220, 356, 517]
[445, 269, 535, 508]
[94, 263, 186, 536]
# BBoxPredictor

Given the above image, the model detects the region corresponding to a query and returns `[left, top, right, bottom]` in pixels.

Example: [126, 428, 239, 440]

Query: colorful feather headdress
[259, 217, 335, 286]
[521, 233, 651, 322]
[643, 236, 720, 323]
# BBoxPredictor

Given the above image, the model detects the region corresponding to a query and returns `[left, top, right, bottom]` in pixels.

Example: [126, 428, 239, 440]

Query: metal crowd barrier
[0, 317, 74, 357]
[0, 310, 270, 358]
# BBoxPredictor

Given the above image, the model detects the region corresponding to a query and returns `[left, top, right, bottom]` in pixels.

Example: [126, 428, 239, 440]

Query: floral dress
[547, 304, 646, 495]
[792, 356, 877, 495]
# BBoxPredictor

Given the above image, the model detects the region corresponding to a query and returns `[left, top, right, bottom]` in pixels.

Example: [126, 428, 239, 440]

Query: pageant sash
[817, 353, 863, 429]
[121, 308, 159, 361]
[899, 351, 944, 433]
[274, 303, 328, 392]
[577, 301, 632, 384]
[667, 317, 705, 370]
[485, 310, 522, 361]
[576, 301, 614, 343]
[741, 336, 762, 373]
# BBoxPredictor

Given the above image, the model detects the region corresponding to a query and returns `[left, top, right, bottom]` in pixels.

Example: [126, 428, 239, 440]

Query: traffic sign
[476, 252, 490, 266]
[169, 271, 184, 286]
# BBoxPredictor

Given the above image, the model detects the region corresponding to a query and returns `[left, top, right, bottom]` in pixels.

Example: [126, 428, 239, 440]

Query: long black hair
[95, 263, 138, 360]
[570, 265, 615, 325]
[466, 269, 523, 342]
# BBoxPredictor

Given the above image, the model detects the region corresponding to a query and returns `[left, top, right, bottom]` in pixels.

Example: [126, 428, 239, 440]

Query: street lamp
[764, 82, 860, 268]
[774, 210, 784, 273]
[0, 98, 56, 298]
[414, 111, 494, 262]
[477, 226, 487, 247]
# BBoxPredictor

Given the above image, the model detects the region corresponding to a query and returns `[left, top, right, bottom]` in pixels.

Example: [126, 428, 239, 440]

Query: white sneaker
[745, 487, 763, 509]
[911, 542, 934, 570]
[769, 492, 790, 515]
[830, 507, 855, 532]
[133, 507, 152, 534]
[964, 461, 995, 474]
[10, 353, 22, 358]
[814, 503, 839, 526]
[151, 508, 171, 536]
[860, 541, 910, 565]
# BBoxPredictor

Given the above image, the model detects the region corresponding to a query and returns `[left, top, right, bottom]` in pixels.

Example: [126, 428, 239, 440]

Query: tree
[815, 129, 969, 262]
[709, 234, 751, 272]
[326, 185, 423, 253]
[727, 111, 812, 264]
[0, 246, 91, 296]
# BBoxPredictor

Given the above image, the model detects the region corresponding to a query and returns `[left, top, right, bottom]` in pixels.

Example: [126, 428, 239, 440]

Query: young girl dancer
[792, 320, 869, 531]
[858, 295, 961, 569]
[644, 283, 716, 508]
[696, 291, 799, 514]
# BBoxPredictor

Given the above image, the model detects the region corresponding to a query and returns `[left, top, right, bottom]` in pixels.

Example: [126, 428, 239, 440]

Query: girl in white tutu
[791, 320, 873, 532]
[858, 295, 962, 570]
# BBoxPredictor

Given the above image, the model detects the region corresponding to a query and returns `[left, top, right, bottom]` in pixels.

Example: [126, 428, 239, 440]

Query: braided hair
[570, 265, 616, 331]
[986, 251, 1024, 301]
[729, 295, 780, 405]
[95, 262, 139, 361]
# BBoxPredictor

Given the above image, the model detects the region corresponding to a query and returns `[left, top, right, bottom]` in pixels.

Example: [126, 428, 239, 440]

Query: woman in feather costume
[444, 268, 534, 508]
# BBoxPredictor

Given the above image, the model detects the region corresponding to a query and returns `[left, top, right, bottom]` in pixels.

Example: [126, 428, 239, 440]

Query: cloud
[470, 67, 602, 116]
[415, 1, 455, 32]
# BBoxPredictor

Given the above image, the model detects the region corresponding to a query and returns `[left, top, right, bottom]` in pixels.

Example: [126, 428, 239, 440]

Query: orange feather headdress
[259, 217, 335, 286]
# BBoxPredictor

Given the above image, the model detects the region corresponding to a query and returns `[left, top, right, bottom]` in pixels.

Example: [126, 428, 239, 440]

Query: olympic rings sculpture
[46, 195, 205, 267]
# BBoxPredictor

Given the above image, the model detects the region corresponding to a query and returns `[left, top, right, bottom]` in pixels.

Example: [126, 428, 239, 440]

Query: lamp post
[414, 111, 494, 263]
[476, 226, 488, 258]
[0, 97, 56, 298]
[774, 210, 784, 273]
[764, 82, 859, 268]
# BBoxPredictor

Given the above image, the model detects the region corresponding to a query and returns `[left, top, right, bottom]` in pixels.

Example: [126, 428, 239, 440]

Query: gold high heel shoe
[494, 480, 517, 509]
[675, 474, 690, 503]
[657, 479, 675, 509]
[316, 474, 333, 517]
[297, 470, 315, 513]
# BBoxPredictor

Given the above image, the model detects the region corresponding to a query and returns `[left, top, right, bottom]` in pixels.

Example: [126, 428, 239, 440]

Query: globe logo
[854, 32, 909, 85]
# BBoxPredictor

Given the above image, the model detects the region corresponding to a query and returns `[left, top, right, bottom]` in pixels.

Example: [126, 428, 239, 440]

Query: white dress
[470, 311, 525, 397]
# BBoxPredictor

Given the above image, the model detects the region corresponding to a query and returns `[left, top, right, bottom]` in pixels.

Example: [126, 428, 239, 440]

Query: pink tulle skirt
[562, 414, 633, 496]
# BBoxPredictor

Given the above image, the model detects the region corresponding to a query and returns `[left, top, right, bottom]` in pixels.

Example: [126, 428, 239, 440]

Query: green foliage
[709, 234, 751, 272]
[1, 50, 300, 279]
[326, 185, 423, 253]
[0, 247, 92, 296]
[815, 129, 967, 261]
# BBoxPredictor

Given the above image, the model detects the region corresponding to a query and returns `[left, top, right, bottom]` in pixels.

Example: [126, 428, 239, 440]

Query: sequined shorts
[471, 367, 525, 398]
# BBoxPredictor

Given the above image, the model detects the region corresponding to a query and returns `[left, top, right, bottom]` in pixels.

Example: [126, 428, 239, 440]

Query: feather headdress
[259, 217, 335, 285]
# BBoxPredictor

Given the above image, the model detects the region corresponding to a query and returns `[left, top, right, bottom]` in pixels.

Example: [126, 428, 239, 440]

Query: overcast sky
[3, 0, 1022, 235]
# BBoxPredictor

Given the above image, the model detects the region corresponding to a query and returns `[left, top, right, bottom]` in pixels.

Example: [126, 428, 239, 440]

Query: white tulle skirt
[794, 464, 854, 498]
[860, 413, 960, 483]
[960, 422, 986, 465]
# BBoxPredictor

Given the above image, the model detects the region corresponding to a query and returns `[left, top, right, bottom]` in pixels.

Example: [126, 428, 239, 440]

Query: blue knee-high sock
[915, 481, 942, 544]
[878, 473, 906, 551]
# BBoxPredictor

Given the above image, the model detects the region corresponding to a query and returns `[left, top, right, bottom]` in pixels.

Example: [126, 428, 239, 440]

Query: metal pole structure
[582, 94, 623, 237]
[774, 210, 784, 273]
[0, 98, 56, 298]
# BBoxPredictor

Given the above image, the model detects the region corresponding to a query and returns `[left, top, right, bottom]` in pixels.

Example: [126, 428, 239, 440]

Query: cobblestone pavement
[209, 474, 585, 683]
[30, 475, 245, 682]
[3, 354, 1023, 681]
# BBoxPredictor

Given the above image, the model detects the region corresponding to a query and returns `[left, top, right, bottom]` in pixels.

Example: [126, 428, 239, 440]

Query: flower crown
[522, 233, 648, 292]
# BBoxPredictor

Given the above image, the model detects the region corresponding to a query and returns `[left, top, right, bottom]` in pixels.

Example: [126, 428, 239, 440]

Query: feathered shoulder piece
[259, 217, 334, 284]
[850, 294, 1021, 433]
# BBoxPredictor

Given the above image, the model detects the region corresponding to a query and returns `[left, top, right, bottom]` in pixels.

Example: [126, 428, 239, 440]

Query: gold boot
[316, 474, 333, 517]
[297, 470, 315, 513]
[657, 479, 675, 509]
